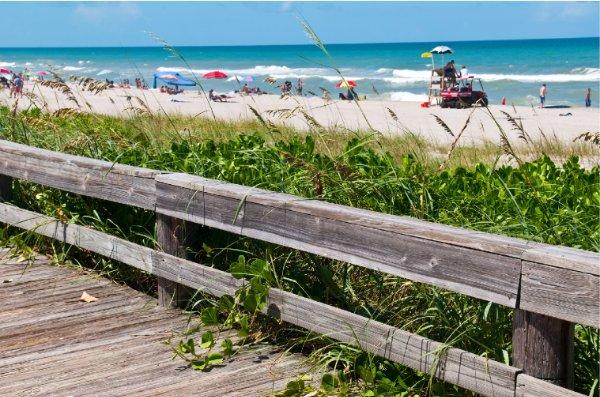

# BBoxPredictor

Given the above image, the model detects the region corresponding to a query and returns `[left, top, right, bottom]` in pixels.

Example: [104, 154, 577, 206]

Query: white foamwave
[570, 67, 600, 75]
[157, 65, 600, 84]
[24, 62, 33, 66]
[390, 91, 428, 102]
[0, 62, 16, 67]
[382, 69, 432, 84]
[157, 65, 329, 77]
[97, 69, 112, 76]
[385, 68, 600, 84]
[478, 72, 600, 83]
[63, 66, 86, 71]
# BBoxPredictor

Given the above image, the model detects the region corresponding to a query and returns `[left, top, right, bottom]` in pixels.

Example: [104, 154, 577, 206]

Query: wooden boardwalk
[0, 249, 309, 397]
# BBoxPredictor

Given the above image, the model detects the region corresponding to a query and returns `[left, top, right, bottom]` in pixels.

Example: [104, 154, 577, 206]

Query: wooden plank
[522, 244, 599, 275]
[0, 139, 160, 210]
[516, 374, 585, 397]
[519, 261, 599, 327]
[156, 213, 202, 308]
[155, 174, 521, 306]
[0, 202, 155, 273]
[0, 203, 519, 397]
[266, 289, 519, 397]
[0, 202, 243, 298]
[151, 250, 244, 298]
[512, 310, 574, 387]
[157, 173, 532, 256]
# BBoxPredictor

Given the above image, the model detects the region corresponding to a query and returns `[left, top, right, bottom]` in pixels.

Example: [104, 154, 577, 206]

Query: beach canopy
[0, 68, 11, 74]
[335, 80, 357, 88]
[203, 70, 228, 79]
[430, 46, 453, 54]
[153, 72, 196, 88]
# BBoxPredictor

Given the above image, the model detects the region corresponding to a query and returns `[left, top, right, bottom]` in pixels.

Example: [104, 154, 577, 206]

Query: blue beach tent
[153, 72, 196, 89]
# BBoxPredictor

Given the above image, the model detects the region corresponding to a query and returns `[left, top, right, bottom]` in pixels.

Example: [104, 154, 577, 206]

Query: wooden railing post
[512, 309, 574, 388]
[156, 213, 201, 308]
[0, 175, 12, 202]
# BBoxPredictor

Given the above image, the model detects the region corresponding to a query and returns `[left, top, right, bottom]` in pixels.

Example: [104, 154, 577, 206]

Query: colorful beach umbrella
[159, 74, 178, 80]
[37, 71, 49, 76]
[0, 68, 11, 74]
[244, 75, 253, 83]
[203, 71, 228, 79]
[421, 52, 432, 58]
[335, 80, 357, 89]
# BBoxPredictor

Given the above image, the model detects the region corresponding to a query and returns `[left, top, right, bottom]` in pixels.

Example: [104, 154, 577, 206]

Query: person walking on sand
[585, 88, 591, 107]
[539, 83, 547, 108]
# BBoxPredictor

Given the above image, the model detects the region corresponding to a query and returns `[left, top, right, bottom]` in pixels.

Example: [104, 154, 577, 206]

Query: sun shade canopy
[153, 72, 197, 88]
[430, 46, 453, 54]
[203, 71, 228, 79]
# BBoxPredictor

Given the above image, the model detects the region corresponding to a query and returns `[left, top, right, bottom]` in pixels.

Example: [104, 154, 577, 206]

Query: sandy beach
[1, 82, 598, 147]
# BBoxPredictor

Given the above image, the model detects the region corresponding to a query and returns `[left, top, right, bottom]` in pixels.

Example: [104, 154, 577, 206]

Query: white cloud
[535, 2, 597, 22]
[73, 2, 140, 23]
[280, 1, 294, 13]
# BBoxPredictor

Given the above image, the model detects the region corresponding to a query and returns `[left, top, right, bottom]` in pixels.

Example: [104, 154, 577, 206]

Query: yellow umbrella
[421, 52, 432, 58]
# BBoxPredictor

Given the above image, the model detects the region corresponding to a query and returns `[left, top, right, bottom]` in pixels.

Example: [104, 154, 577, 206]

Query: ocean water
[0, 37, 598, 107]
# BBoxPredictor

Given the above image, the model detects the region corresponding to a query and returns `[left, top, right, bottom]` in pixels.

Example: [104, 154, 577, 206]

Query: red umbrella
[335, 80, 357, 88]
[203, 70, 228, 79]
[0, 68, 11, 74]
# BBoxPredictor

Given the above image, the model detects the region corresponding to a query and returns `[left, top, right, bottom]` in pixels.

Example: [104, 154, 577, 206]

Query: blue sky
[0, 1, 598, 47]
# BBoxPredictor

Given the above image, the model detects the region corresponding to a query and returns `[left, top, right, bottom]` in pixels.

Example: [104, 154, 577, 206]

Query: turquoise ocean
[0, 37, 598, 107]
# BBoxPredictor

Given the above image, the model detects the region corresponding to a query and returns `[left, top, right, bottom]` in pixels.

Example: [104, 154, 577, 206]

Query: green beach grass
[0, 105, 598, 396]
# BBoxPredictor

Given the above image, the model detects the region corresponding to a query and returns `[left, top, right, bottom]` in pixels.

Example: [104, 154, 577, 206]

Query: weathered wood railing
[0, 139, 597, 397]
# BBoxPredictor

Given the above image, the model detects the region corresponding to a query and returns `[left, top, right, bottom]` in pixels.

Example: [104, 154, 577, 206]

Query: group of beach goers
[0, 62, 595, 110]
[538, 83, 593, 108]
[0, 74, 597, 152]
[0, 72, 24, 98]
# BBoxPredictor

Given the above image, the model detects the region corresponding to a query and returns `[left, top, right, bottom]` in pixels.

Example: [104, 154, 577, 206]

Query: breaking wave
[156, 65, 600, 85]
[63, 66, 86, 71]
[389, 91, 428, 102]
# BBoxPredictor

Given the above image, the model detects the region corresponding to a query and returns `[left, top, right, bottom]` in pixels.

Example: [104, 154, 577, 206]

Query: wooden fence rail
[0, 139, 597, 396]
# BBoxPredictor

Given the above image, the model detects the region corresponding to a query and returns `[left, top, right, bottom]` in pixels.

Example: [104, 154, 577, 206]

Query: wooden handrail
[0, 139, 596, 396]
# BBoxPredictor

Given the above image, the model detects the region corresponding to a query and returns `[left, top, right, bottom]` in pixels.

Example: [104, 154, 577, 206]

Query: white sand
[1, 82, 598, 147]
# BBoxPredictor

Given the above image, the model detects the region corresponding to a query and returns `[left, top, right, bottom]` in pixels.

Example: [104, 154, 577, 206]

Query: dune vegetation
[0, 103, 598, 396]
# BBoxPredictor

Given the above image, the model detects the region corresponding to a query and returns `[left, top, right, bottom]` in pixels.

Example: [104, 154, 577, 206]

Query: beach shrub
[0, 109, 598, 396]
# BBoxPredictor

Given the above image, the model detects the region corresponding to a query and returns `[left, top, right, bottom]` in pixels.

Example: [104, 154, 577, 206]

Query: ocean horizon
[1, 36, 598, 107]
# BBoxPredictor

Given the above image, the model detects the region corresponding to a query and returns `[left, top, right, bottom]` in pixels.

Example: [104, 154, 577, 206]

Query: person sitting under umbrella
[339, 87, 359, 101]
[240, 83, 251, 95]
[443, 60, 458, 87]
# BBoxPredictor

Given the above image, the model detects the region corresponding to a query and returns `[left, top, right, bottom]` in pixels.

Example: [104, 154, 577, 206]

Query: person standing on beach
[539, 83, 547, 108]
[12, 74, 23, 98]
[295, 78, 303, 96]
[585, 88, 591, 107]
